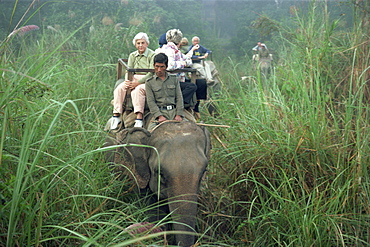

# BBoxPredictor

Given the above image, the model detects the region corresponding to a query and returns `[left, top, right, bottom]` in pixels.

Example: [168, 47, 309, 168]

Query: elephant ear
[115, 128, 152, 189]
[111, 129, 129, 175]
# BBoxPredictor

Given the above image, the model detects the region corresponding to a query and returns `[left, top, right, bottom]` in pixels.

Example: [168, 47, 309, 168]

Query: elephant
[104, 120, 211, 246]
[252, 57, 273, 90]
[258, 57, 272, 78]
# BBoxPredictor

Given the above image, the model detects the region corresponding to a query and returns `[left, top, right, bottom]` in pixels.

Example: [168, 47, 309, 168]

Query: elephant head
[105, 120, 211, 246]
[258, 58, 272, 77]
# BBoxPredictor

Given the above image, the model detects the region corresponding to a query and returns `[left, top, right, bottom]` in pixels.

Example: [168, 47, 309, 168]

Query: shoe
[134, 119, 143, 128]
[206, 78, 215, 86]
[111, 116, 121, 130]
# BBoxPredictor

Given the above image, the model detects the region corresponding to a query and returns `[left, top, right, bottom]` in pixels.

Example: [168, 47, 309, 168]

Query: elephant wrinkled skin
[104, 120, 211, 246]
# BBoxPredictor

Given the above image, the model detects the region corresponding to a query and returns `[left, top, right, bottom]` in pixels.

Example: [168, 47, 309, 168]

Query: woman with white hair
[155, 29, 201, 108]
[111, 32, 156, 129]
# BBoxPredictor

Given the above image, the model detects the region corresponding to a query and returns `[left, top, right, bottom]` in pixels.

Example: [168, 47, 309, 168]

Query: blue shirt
[187, 44, 211, 63]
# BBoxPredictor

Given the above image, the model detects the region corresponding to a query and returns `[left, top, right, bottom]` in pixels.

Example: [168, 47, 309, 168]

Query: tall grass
[1, 1, 369, 246]
[202, 1, 369, 246]
[0, 21, 167, 246]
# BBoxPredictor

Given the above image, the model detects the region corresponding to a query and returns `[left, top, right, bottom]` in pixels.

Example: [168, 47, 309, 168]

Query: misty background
[0, 0, 354, 60]
[1, 1, 369, 246]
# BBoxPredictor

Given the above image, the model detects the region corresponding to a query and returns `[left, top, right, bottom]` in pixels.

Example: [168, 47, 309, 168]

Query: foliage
[200, 1, 369, 246]
[251, 14, 280, 38]
[1, 0, 369, 246]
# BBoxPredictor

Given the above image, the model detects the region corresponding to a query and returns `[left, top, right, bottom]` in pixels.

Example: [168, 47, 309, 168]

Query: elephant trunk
[167, 175, 200, 247]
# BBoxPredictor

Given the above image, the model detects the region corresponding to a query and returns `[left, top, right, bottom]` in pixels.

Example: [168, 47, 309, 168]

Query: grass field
[1, 2, 369, 246]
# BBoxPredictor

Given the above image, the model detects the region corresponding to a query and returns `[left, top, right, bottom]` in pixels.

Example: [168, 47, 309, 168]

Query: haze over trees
[0, 0, 359, 58]
[1, 0, 369, 246]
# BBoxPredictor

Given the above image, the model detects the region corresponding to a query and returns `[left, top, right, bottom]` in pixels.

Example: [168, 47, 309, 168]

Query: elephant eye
[159, 171, 167, 185]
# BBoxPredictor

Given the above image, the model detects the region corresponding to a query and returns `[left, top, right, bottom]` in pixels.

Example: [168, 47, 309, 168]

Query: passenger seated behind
[258, 43, 270, 59]
[252, 42, 267, 52]
[158, 33, 167, 48]
[252, 42, 269, 61]
[110, 32, 155, 129]
[180, 37, 189, 54]
[145, 53, 184, 131]
[155, 29, 199, 107]
[187, 36, 213, 84]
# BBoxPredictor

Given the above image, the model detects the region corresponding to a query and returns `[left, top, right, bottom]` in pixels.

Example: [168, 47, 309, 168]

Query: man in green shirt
[145, 53, 184, 130]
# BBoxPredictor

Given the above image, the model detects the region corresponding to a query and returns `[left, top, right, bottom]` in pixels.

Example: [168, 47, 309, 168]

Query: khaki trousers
[113, 75, 146, 114]
[192, 62, 213, 81]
